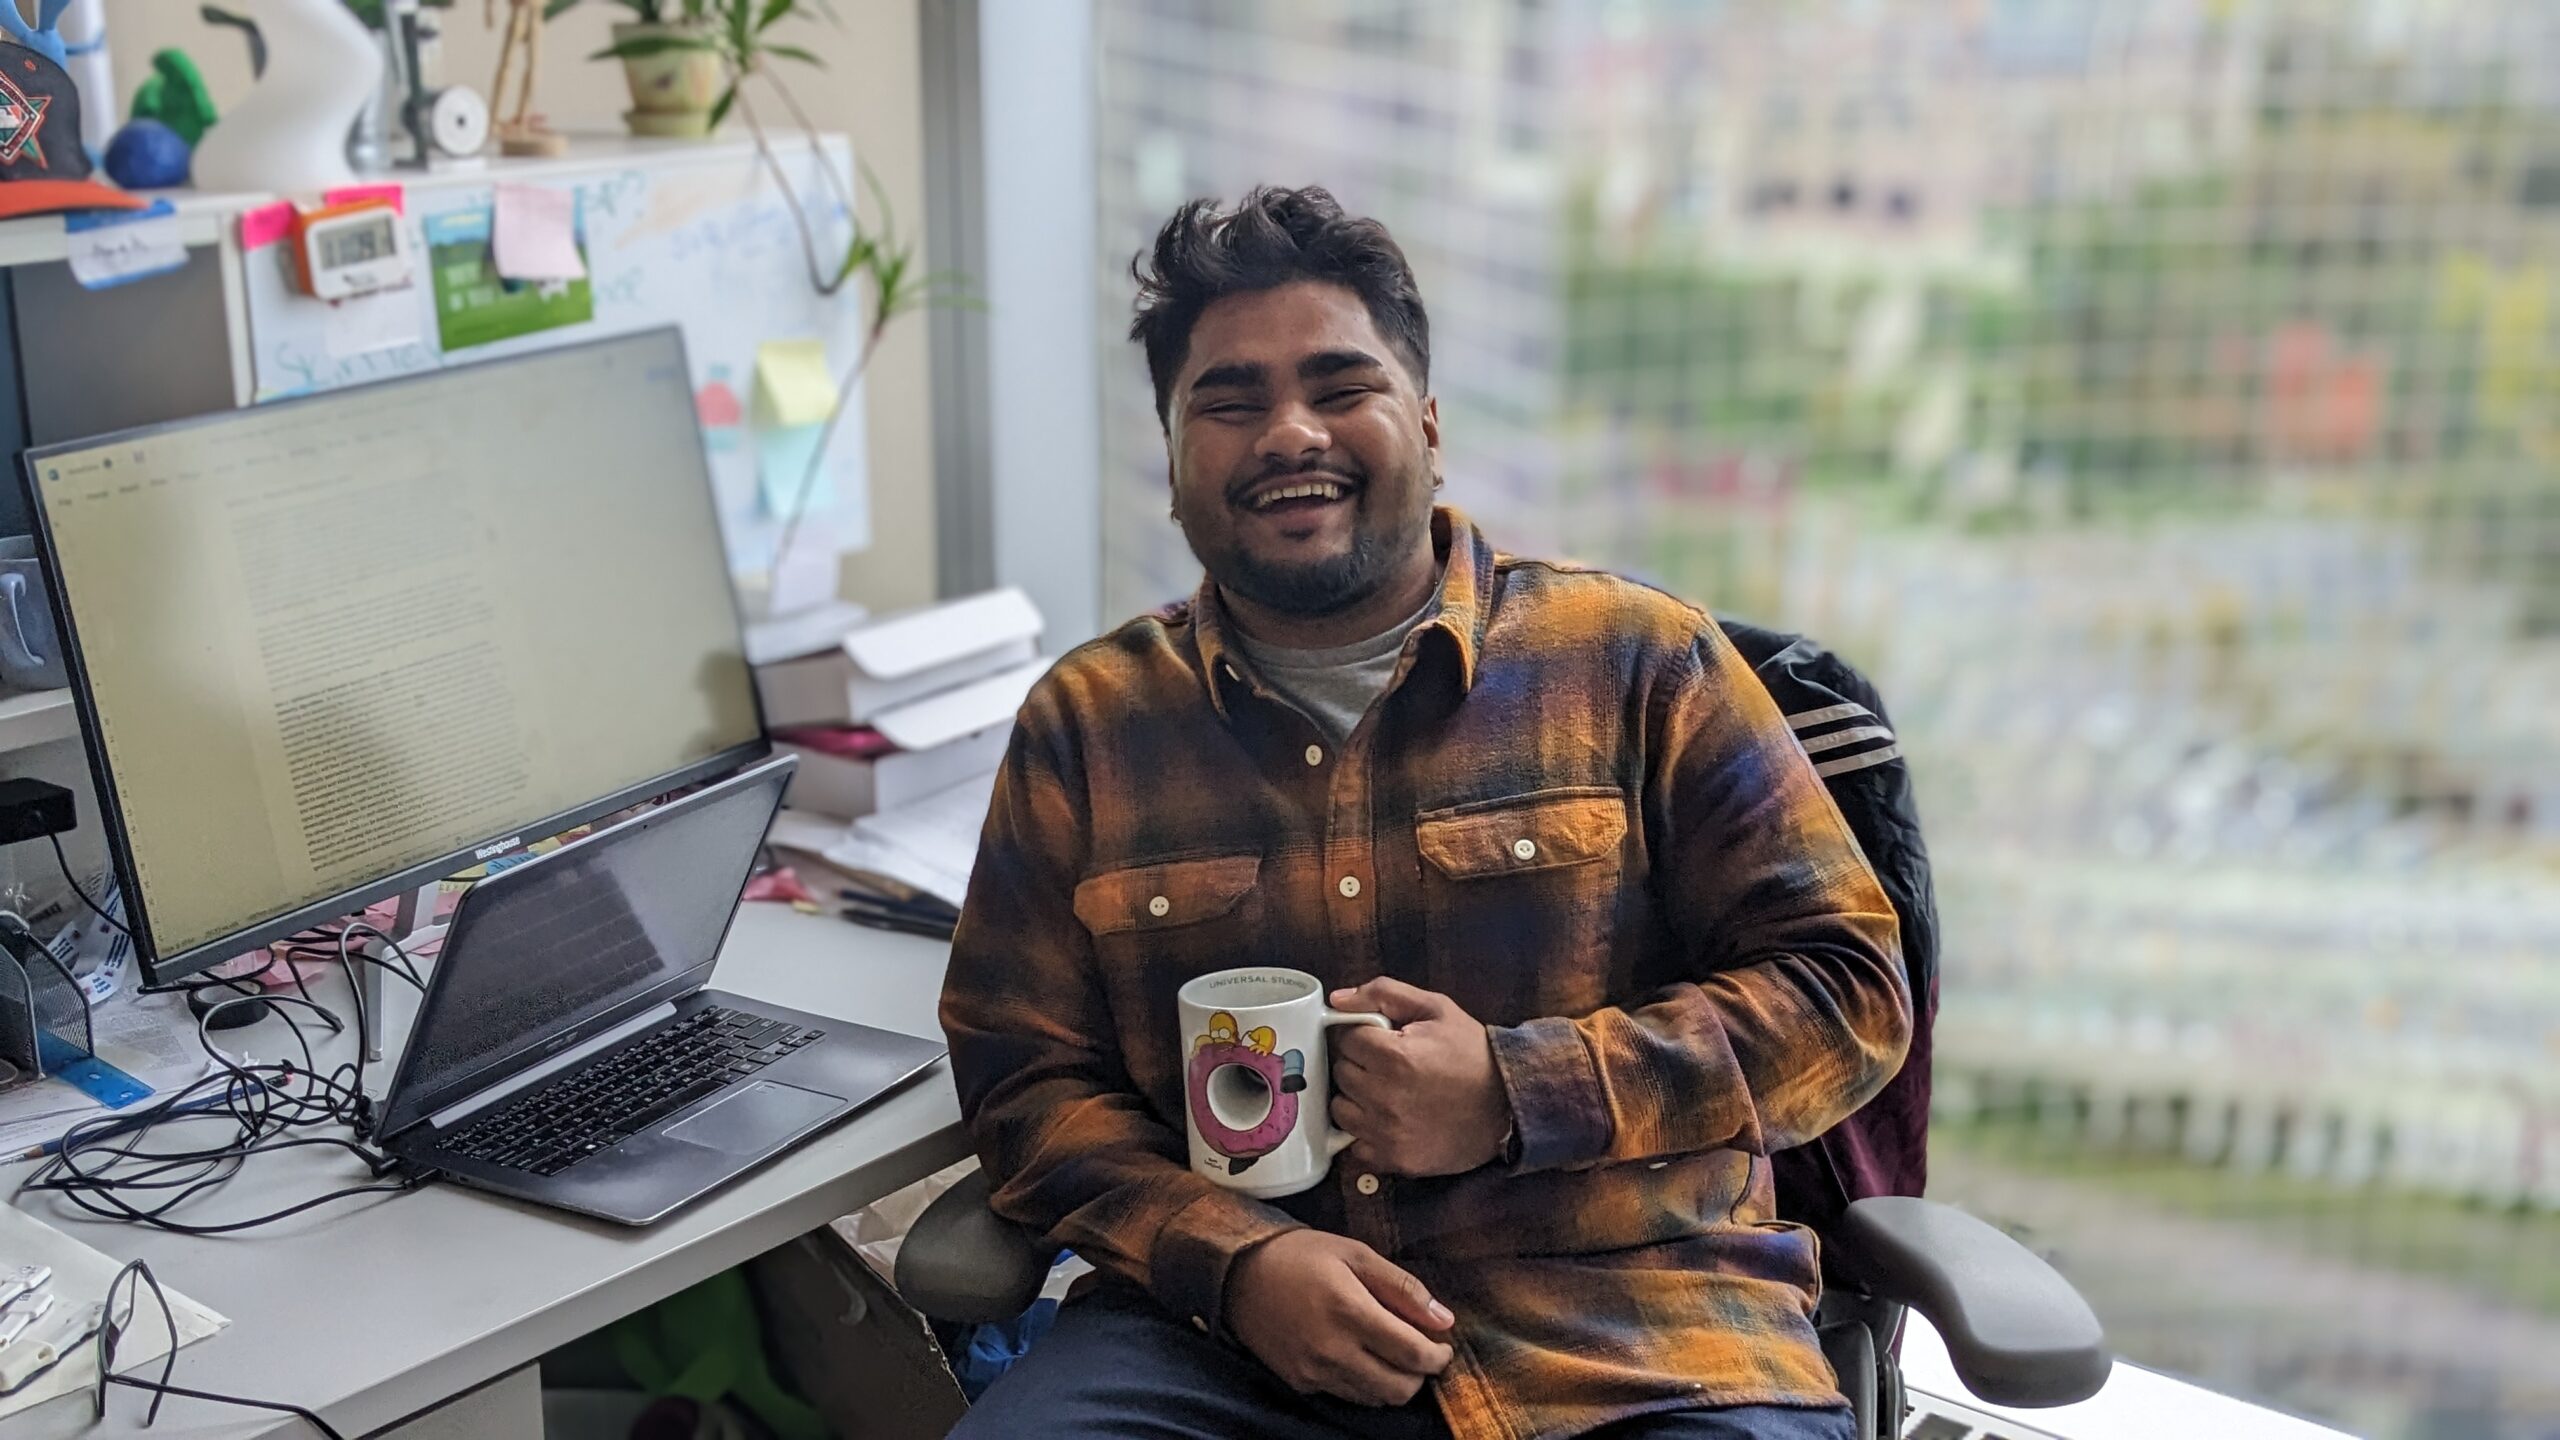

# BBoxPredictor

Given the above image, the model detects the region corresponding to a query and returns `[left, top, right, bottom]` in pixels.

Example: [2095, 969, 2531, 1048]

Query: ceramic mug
[0, 538, 66, 692]
[1178, 967, 1393, 1198]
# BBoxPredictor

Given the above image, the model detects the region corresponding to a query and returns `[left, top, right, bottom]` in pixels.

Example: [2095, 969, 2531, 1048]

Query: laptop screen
[378, 761, 790, 1137]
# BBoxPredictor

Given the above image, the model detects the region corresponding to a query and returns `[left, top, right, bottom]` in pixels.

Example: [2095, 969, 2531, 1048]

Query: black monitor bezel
[18, 326, 773, 986]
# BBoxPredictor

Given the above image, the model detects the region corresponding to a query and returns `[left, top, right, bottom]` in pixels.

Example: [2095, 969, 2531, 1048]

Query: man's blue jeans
[953, 1288, 1859, 1440]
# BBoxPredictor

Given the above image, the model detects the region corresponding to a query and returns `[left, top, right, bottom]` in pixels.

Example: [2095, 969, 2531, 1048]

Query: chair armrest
[1829, 1196, 2109, 1408]
[892, 1166, 1056, 1325]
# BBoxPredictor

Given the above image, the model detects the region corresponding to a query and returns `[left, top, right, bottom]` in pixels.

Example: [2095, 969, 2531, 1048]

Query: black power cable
[16, 945, 430, 1236]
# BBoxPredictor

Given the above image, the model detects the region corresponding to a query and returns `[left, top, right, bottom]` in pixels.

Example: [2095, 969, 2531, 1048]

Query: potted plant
[578, 0, 724, 137]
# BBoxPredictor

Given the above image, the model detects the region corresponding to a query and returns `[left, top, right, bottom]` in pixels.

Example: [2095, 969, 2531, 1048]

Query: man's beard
[1213, 514, 1396, 617]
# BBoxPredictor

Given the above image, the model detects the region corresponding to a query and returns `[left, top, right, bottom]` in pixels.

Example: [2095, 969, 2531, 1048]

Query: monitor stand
[359, 881, 447, 1063]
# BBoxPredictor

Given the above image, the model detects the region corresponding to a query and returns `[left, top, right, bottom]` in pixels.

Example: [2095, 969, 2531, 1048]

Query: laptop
[374, 756, 947, 1225]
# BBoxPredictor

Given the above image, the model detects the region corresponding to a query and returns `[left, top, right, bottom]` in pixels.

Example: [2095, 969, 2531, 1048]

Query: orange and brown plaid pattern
[941, 508, 1910, 1440]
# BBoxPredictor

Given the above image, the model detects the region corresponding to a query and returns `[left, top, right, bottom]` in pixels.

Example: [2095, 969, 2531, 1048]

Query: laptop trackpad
[663, 1080, 844, 1154]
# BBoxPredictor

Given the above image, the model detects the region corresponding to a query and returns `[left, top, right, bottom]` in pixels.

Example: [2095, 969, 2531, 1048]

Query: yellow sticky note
[755, 339, 836, 428]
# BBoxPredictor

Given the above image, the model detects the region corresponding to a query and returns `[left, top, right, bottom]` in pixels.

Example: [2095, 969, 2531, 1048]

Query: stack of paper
[819, 769, 997, 912]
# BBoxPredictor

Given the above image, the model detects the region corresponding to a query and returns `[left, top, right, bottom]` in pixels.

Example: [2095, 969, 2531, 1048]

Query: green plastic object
[130, 49, 218, 147]
[608, 1269, 827, 1440]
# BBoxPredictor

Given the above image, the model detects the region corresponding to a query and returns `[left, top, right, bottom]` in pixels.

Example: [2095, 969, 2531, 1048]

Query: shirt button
[1355, 1173, 1381, 1196]
[1337, 875, 1361, 899]
[1148, 895, 1170, 918]
[1304, 744, 1324, 767]
[1511, 838, 1537, 860]
[1191, 1315, 1209, 1333]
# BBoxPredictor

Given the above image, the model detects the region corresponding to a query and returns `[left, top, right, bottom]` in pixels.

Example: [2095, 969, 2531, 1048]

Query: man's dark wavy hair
[1130, 185, 1431, 429]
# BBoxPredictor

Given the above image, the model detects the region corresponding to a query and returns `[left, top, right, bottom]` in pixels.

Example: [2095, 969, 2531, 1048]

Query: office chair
[896, 621, 2111, 1436]
[895, 1169, 2106, 1438]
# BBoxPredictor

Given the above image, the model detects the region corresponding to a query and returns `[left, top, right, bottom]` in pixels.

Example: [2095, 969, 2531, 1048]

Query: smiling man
[940, 187, 1911, 1440]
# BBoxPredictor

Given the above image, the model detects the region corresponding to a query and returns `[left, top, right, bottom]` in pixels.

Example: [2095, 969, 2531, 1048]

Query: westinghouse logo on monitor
[474, 837, 525, 861]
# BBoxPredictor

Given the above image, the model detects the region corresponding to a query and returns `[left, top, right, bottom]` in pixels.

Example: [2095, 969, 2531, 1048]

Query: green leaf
[706, 83, 738, 131]
[754, 0, 793, 32]
[763, 42, 821, 65]
[541, 0, 584, 21]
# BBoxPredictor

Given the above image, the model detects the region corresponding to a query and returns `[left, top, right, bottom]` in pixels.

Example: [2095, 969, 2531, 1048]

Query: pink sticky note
[323, 183, 405, 215]
[490, 183, 585, 283]
[240, 201, 296, 251]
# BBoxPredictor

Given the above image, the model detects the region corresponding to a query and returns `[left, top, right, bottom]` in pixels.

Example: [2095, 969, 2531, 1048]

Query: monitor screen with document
[22, 327, 768, 983]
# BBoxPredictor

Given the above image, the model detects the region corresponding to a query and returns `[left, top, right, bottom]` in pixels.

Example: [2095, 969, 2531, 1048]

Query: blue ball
[104, 120, 191, 191]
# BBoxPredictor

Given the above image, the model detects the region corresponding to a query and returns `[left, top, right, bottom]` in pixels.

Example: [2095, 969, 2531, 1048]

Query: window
[1095, 7, 2560, 1435]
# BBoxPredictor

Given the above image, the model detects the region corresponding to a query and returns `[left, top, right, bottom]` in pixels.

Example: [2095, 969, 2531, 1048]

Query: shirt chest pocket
[1074, 855, 1267, 1029]
[1415, 789, 1627, 1019]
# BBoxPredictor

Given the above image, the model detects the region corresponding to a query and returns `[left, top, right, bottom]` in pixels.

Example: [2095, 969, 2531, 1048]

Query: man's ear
[1422, 394, 1443, 485]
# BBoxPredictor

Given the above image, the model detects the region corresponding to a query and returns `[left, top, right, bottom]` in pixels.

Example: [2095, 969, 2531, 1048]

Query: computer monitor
[22, 327, 769, 984]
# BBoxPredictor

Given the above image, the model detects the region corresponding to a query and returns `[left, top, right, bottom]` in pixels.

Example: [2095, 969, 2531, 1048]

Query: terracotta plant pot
[614, 20, 723, 138]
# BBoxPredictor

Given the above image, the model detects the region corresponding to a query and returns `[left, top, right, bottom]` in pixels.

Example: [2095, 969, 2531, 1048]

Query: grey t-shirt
[1232, 591, 1439, 747]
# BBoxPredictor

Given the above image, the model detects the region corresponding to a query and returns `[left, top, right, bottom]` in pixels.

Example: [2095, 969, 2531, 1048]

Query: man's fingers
[1345, 1247, 1457, 1340]
[1314, 1345, 1427, 1407]
[1334, 1025, 1397, 1072]
[1330, 1092, 1373, 1137]
[1328, 976, 1450, 1026]
[1363, 1327, 1456, 1383]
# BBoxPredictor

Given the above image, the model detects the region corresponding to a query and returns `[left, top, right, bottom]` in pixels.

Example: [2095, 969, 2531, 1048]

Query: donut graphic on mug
[1187, 1010, 1307, 1174]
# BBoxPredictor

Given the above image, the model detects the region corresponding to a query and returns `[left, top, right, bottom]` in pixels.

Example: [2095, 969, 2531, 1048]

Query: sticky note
[757, 423, 834, 518]
[490, 183, 585, 283]
[240, 200, 296, 251]
[324, 182, 405, 215]
[754, 339, 836, 428]
[770, 514, 840, 616]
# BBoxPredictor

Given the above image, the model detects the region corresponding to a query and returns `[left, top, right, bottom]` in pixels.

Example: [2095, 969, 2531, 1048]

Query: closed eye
[1318, 387, 1369, 405]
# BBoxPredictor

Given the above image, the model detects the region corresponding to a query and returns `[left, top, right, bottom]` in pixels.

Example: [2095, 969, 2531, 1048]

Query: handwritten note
[754, 338, 836, 427]
[490, 183, 586, 282]
[325, 283, 425, 360]
[65, 203, 188, 290]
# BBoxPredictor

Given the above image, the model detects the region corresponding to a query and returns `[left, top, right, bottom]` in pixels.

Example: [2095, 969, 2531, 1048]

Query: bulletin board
[235, 143, 870, 576]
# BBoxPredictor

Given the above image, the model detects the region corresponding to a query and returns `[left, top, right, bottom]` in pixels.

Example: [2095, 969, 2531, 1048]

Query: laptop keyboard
[441, 1006, 823, 1177]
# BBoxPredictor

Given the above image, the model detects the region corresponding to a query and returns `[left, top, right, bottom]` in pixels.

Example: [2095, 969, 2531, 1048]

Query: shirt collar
[1193, 505, 1491, 722]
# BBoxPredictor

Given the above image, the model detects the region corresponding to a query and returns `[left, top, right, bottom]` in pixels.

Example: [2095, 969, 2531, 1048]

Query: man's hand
[1328, 978, 1512, 1177]
[1226, 1229, 1455, 1406]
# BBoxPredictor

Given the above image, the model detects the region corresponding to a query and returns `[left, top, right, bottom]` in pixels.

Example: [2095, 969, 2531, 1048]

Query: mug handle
[0, 574, 41, 677]
[1318, 1010, 1395, 1158]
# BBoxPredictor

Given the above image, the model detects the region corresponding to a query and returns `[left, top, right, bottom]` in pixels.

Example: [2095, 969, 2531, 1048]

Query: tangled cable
[16, 928, 432, 1236]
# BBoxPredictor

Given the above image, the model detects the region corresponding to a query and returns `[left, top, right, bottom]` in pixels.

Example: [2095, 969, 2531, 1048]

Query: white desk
[4, 905, 968, 1438]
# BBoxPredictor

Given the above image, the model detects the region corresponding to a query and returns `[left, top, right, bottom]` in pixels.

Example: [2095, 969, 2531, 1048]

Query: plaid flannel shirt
[941, 508, 1910, 1440]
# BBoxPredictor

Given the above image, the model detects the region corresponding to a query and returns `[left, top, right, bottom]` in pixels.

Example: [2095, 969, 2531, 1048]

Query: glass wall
[1097, 3, 2560, 1436]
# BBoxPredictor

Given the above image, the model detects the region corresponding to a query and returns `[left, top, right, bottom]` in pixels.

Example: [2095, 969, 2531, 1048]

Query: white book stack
[754, 588, 1048, 828]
